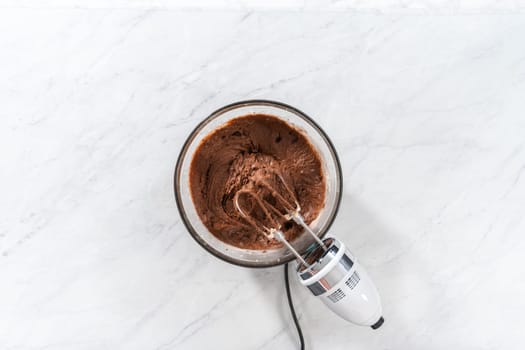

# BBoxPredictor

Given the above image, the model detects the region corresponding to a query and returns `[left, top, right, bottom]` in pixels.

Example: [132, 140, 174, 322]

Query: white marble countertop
[2, 1, 525, 349]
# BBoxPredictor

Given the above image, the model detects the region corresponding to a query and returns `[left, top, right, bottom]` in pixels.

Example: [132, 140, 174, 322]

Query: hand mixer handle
[296, 238, 384, 328]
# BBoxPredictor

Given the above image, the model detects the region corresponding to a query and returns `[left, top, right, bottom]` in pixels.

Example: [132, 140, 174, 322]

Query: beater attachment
[233, 169, 327, 266]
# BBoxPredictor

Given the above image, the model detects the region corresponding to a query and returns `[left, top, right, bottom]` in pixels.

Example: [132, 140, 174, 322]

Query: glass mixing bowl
[174, 100, 342, 267]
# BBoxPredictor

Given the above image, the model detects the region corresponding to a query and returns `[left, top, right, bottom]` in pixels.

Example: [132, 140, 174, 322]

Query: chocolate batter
[189, 114, 325, 250]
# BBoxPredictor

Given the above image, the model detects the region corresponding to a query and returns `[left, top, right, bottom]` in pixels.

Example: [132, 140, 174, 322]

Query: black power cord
[284, 263, 305, 350]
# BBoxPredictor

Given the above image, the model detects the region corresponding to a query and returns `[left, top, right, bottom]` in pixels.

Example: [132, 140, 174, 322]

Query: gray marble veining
[1, 2, 525, 349]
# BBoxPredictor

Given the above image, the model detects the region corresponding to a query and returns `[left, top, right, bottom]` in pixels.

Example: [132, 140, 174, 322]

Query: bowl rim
[173, 99, 343, 268]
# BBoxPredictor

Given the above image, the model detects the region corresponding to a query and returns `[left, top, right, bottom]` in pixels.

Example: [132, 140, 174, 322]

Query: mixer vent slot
[345, 271, 360, 290]
[328, 288, 345, 303]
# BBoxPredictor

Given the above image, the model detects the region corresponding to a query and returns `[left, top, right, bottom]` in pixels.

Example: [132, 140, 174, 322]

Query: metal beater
[234, 169, 327, 266]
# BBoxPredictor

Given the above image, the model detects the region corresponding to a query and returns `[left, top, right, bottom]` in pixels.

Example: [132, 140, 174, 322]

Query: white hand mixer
[234, 169, 384, 329]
